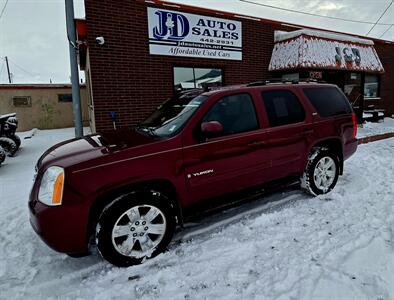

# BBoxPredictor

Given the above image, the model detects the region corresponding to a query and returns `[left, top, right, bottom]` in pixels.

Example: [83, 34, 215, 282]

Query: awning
[269, 29, 384, 74]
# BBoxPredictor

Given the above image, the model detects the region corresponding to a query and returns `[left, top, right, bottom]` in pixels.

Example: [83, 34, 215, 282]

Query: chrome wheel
[313, 156, 336, 190]
[111, 205, 167, 258]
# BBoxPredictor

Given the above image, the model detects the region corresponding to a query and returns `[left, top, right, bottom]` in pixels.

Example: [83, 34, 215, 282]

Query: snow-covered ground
[0, 128, 393, 300]
[357, 117, 394, 139]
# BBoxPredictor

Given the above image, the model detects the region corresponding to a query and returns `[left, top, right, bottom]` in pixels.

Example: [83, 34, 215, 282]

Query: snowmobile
[0, 113, 20, 156]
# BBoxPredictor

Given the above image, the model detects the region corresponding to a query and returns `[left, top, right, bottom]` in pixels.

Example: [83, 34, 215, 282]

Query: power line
[379, 23, 394, 39]
[0, 0, 9, 21]
[239, 0, 394, 26]
[7, 57, 37, 77]
[366, 0, 394, 36]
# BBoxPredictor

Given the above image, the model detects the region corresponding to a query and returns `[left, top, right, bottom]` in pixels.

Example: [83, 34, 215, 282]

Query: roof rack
[175, 88, 205, 98]
[246, 78, 326, 87]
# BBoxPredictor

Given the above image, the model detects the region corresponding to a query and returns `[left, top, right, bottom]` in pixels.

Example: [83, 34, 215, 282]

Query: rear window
[261, 90, 305, 127]
[303, 87, 352, 117]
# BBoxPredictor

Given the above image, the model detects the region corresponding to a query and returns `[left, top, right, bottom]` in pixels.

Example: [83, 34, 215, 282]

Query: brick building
[77, 0, 394, 132]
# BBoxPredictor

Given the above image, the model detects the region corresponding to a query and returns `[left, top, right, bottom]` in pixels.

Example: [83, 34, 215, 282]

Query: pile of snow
[0, 128, 393, 299]
[357, 117, 394, 138]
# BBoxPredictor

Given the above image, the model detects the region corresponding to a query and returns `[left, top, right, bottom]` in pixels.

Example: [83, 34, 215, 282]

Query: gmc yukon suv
[29, 82, 358, 267]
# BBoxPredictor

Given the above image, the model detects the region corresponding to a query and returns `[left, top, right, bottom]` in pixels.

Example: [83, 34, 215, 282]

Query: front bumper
[29, 193, 90, 255]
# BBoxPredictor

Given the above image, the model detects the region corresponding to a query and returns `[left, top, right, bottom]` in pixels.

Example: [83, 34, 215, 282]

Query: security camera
[96, 36, 105, 45]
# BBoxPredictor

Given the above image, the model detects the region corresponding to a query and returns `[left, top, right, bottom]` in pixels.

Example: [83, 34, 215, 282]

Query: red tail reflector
[352, 113, 357, 138]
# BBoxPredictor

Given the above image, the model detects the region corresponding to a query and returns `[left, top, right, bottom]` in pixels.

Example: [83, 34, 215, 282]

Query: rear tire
[301, 148, 340, 196]
[95, 191, 176, 267]
[0, 137, 17, 156]
[0, 147, 5, 165]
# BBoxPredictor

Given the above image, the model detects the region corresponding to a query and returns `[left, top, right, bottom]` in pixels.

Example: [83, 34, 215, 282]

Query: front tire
[301, 148, 340, 196]
[96, 191, 176, 267]
[9, 135, 21, 150]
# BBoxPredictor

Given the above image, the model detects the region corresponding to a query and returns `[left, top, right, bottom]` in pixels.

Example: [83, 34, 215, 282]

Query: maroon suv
[29, 82, 357, 266]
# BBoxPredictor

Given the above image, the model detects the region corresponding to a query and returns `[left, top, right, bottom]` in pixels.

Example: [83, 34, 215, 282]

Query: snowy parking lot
[0, 128, 393, 299]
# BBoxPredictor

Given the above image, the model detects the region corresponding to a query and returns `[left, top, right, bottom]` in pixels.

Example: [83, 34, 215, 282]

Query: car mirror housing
[201, 121, 224, 136]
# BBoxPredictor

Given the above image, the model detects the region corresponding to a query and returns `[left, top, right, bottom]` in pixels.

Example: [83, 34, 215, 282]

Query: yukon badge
[187, 169, 214, 178]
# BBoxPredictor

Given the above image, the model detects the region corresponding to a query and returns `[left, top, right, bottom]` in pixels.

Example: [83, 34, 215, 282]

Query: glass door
[344, 72, 362, 120]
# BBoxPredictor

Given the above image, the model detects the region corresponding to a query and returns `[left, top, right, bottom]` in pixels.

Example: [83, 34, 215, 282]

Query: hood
[36, 129, 159, 170]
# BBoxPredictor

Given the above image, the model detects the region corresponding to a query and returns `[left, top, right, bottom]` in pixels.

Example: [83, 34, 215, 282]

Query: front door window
[202, 93, 258, 137]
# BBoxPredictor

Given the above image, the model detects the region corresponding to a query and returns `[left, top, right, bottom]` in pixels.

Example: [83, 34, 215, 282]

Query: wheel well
[86, 179, 183, 246]
[311, 138, 343, 174]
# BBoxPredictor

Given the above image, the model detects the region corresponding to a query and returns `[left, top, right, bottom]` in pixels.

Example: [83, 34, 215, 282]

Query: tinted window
[262, 90, 305, 127]
[203, 93, 258, 136]
[303, 87, 352, 117]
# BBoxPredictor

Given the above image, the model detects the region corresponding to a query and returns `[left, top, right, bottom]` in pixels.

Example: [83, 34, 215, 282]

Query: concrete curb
[357, 132, 394, 145]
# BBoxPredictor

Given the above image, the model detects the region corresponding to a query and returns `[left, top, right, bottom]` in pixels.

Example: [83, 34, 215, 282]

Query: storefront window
[174, 67, 222, 91]
[281, 73, 299, 81]
[364, 74, 380, 98]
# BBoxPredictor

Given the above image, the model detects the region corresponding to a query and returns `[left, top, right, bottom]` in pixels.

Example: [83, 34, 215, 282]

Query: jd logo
[153, 10, 190, 41]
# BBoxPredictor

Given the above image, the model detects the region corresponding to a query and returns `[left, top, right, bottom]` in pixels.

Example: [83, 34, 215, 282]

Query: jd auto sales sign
[147, 7, 242, 60]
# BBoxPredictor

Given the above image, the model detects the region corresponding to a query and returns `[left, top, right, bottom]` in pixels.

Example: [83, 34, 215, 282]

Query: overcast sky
[0, 0, 393, 84]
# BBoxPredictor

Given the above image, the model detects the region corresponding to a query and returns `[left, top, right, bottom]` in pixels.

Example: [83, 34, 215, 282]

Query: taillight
[352, 113, 357, 138]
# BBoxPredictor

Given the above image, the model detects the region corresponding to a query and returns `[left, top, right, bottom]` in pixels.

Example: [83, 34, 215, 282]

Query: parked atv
[0, 113, 20, 156]
[0, 146, 5, 165]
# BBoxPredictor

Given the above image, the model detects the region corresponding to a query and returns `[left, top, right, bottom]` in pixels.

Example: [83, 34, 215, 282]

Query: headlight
[38, 166, 65, 206]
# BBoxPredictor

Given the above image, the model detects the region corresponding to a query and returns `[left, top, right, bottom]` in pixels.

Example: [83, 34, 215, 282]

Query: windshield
[138, 94, 208, 137]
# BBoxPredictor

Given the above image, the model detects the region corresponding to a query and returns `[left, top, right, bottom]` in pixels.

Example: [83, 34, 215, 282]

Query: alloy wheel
[313, 156, 336, 190]
[111, 205, 167, 258]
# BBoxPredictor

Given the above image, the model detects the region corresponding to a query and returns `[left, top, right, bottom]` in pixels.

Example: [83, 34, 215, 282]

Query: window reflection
[174, 67, 222, 91]
[194, 68, 222, 88]
[174, 67, 195, 90]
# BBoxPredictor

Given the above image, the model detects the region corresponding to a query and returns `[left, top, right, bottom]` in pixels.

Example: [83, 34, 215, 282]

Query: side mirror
[201, 121, 223, 137]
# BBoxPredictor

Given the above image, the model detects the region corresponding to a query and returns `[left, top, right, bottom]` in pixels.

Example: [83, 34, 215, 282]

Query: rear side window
[261, 90, 305, 127]
[303, 87, 352, 117]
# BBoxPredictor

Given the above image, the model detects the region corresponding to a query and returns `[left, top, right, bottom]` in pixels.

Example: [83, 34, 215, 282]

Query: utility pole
[65, 0, 83, 138]
[5, 56, 11, 83]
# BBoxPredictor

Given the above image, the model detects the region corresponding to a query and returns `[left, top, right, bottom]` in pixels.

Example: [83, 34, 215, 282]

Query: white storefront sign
[147, 7, 242, 60]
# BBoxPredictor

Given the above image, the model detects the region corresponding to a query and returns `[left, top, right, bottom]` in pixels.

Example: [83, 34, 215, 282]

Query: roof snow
[274, 29, 374, 45]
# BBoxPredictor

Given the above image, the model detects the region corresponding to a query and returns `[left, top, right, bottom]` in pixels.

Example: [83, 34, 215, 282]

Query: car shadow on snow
[172, 185, 310, 245]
